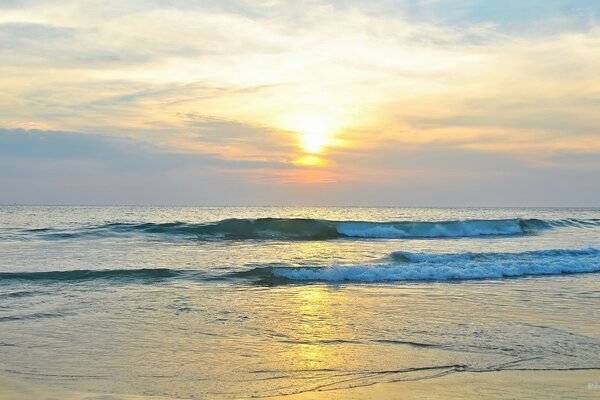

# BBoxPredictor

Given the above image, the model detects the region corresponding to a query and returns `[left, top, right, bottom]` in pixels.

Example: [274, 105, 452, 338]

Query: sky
[1, 0, 599, 206]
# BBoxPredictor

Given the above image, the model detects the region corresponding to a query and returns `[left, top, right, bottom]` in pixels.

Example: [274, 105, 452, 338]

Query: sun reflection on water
[282, 286, 343, 373]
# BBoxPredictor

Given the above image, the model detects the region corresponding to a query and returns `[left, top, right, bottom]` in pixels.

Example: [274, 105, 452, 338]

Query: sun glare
[290, 115, 334, 154]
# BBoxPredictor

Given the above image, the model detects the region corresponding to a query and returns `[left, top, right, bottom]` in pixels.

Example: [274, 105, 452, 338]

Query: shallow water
[0, 206, 599, 398]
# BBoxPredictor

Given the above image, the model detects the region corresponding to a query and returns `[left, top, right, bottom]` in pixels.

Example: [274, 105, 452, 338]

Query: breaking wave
[9, 217, 599, 241]
[260, 248, 600, 282]
[2, 249, 598, 284]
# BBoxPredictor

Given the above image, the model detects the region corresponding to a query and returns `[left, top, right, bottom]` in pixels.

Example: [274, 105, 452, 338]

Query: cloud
[178, 113, 297, 161]
[1, 1, 599, 205]
[1, 128, 598, 206]
[0, 128, 299, 204]
[0, 128, 284, 171]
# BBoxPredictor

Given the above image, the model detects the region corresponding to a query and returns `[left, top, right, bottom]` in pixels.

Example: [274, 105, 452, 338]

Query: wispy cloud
[1, 1, 599, 205]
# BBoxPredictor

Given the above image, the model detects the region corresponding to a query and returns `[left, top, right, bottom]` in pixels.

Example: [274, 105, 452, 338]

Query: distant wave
[2, 248, 598, 284]
[7, 217, 599, 241]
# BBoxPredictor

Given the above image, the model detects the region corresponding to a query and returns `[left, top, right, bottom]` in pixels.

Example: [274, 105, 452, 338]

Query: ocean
[0, 206, 599, 398]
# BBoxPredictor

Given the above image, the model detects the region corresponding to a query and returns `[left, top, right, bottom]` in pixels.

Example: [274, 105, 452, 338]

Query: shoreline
[2, 370, 599, 400]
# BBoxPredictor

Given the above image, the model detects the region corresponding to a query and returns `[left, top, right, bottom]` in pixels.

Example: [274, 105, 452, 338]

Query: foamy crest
[336, 219, 526, 238]
[272, 248, 600, 282]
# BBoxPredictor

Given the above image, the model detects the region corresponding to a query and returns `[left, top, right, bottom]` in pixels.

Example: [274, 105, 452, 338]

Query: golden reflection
[289, 286, 337, 369]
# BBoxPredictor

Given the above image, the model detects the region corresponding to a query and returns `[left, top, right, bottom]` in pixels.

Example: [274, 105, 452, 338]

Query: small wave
[0, 312, 70, 322]
[8, 217, 598, 241]
[0, 290, 43, 298]
[266, 248, 600, 282]
[0, 268, 183, 282]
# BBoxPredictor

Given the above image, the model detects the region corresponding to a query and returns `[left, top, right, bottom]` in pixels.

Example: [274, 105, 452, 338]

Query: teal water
[0, 206, 599, 398]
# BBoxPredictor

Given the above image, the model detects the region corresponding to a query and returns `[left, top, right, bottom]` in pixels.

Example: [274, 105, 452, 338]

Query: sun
[291, 115, 334, 154]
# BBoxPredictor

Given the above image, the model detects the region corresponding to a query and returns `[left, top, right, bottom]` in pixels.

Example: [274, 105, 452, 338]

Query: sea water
[0, 206, 599, 398]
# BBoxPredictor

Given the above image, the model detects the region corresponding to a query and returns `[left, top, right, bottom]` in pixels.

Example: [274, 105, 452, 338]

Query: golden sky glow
[0, 1, 599, 205]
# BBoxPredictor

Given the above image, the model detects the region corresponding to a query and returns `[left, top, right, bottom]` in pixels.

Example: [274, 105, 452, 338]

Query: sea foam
[271, 248, 600, 282]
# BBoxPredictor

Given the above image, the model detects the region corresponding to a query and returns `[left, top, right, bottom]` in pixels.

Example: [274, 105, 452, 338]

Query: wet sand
[2, 370, 599, 400]
[268, 370, 600, 400]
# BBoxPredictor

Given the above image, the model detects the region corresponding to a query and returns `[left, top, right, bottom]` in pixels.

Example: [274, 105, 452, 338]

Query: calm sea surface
[1, 206, 599, 398]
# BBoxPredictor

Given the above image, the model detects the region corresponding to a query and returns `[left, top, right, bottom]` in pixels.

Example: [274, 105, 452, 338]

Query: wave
[255, 248, 600, 282]
[2, 249, 598, 284]
[0, 268, 184, 282]
[9, 217, 599, 241]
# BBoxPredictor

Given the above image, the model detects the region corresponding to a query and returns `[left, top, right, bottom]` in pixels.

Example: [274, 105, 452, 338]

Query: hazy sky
[1, 0, 599, 206]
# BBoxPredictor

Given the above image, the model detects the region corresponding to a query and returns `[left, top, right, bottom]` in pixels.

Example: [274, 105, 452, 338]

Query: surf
[3, 248, 598, 284]
[244, 248, 600, 282]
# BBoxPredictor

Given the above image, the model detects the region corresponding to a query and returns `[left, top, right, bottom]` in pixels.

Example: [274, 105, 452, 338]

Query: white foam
[273, 249, 600, 282]
[335, 220, 524, 238]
